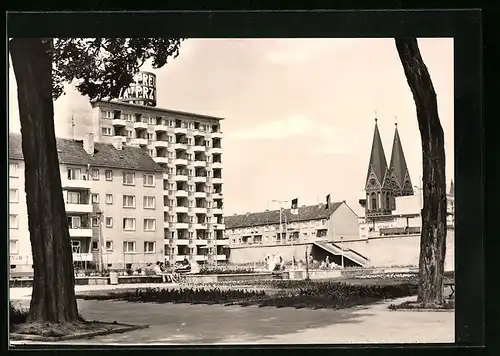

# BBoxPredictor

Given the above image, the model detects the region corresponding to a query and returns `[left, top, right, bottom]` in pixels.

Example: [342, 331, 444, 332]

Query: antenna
[71, 115, 75, 140]
[394, 115, 398, 127]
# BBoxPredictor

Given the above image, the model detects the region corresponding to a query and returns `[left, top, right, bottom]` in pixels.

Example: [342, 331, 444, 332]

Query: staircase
[313, 241, 369, 267]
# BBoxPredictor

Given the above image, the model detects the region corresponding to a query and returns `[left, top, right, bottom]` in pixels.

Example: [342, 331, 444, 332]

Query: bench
[118, 275, 163, 284]
[444, 280, 455, 299]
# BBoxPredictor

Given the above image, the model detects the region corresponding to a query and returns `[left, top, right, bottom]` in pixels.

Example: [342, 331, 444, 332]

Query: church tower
[364, 118, 393, 217]
[388, 123, 414, 197]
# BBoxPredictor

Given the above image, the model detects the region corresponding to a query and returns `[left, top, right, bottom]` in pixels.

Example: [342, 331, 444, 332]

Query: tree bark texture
[395, 38, 447, 304]
[10, 38, 79, 322]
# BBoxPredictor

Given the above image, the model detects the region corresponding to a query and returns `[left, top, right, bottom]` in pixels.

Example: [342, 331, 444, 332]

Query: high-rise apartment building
[79, 93, 227, 265]
[9, 133, 165, 273]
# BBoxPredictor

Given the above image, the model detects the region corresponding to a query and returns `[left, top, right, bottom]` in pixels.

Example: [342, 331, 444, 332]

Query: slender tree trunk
[395, 38, 447, 304]
[10, 38, 79, 322]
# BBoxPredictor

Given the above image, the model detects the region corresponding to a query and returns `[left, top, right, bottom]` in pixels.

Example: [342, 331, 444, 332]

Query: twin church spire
[364, 117, 414, 217]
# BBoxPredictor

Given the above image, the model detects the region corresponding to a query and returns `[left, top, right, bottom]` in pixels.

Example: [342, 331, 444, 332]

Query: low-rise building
[225, 201, 366, 266]
[9, 132, 164, 273]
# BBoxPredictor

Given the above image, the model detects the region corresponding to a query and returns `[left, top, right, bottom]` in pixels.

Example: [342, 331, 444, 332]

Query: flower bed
[77, 280, 418, 310]
[197, 267, 256, 275]
[10, 302, 27, 328]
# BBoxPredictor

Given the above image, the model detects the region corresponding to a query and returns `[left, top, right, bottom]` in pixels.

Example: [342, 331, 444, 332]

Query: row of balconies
[164, 222, 225, 230]
[163, 191, 223, 198]
[165, 206, 223, 214]
[111, 119, 221, 136]
[165, 255, 226, 262]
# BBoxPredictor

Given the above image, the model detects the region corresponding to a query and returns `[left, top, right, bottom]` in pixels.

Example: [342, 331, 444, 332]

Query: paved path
[10, 289, 454, 345]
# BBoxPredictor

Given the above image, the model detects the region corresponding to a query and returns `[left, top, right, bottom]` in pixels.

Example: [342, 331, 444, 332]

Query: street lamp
[95, 211, 104, 272]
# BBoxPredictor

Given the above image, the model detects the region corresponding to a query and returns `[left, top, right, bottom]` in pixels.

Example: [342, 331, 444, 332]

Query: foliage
[388, 299, 454, 311]
[10, 303, 28, 327]
[50, 38, 183, 100]
[78, 281, 418, 310]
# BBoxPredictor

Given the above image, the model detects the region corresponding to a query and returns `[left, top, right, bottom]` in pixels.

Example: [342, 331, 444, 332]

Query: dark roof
[389, 125, 414, 195]
[92, 100, 225, 121]
[224, 202, 344, 230]
[9, 133, 163, 172]
[365, 119, 389, 186]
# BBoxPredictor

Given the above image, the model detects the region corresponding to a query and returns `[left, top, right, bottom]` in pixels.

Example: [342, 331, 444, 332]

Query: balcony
[154, 141, 169, 148]
[216, 255, 227, 261]
[154, 157, 169, 164]
[174, 127, 188, 134]
[176, 190, 188, 197]
[61, 178, 92, 190]
[211, 162, 222, 169]
[155, 124, 169, 132]
[194, 207, 207, 214]
[176, 239, 189, 245]
[174, 158, 188, 166]
[65, 202, 93, 213]
[192, 160, 206, 167]
[212, 131, 223, 139]
[174, 173, 188, 181]
[212, 177, 223, 184]
[112, 118, 127, 127]
[214, 224, 225, 230]
[134, 121, 148, 129]
[212, 192, 223, 199]
[176, 255, 189, 261]
[175, 222, 189, 229]
[130, 138, 148, 146]
[174, 143, 188, 150]
[193, 145, 205, 152]
[194, 192, 207, 198]
[69, 228, 92, 238]
[193, 176, 207, 183]
[213, 208, 223, 215]
[72, 253, 93, 262]
[176, 206, 188, 213]
[195, 239, 208, 245]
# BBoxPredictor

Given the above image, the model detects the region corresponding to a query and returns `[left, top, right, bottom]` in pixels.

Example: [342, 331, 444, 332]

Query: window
[168, 151, 175, 159]
[105, 170, 113, 181]
[188, 185, 194, 192]
[92, 241, 99, 250]
[102, 110, 113, 119]
[168, 167, 174, 174]
[144, 241, 155, 253]
[144, 219, 156, 231]
[105, 217, 113, 227]
[148, 149, 155, 157]
[169, 199, 175, 207]
[168, 120, 175, 127]
[127, 130, 134, 138]
[207, 170, 212, 178]
[91, 193, 99, 204]
[9, 162, 19, 177]
[105, 241, 114, 251]
[10, 239, 18, 254]
[67, 168, 81, 180]
[169, 215, 175, 222]
[143, 174, 155, 187]
[188, 232, 194, 239]
[105, 194, 113, 204]
[91, 169, 99, 180]
[147, 133, 154, 140]
[123, 218, 136, 231]
[207, 201, 212, 208]
[188, 169, 193, 177]
[143, 196, 156, 209]
[123, 195, 136, 208]
[168, 183, 175, 190]
[187, 138, 193, 145]
[9, 189, 19, 203]
[123, 172, 135, 185]
[72, 240, 81, 253]
[67, 191, 81, 204]
[92, 217, 99, 227]
[68, 216, 81, 229]
[205, 140, 211, 147]
[102, 127, 112, 136]
[9, 214, 18, 229]
[123, 241, 136, 253]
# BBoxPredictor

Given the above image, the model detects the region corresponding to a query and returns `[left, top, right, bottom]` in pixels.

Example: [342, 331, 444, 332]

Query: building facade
[9, 133, 165, 273]
[225, 202, 366, 266]
[69, 85, 226, 264]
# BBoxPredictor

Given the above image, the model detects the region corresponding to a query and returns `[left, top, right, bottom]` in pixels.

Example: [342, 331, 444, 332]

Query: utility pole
[340, 236, 345, 269]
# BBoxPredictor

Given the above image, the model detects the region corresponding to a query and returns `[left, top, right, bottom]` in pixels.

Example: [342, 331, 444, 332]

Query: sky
[8, 38, 454, 217]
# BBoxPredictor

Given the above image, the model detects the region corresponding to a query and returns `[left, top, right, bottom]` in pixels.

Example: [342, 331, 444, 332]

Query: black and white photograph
[7, 10, 483, 348]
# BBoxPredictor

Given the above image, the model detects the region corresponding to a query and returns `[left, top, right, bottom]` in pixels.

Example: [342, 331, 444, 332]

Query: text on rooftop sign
[118, 71, 157, 107]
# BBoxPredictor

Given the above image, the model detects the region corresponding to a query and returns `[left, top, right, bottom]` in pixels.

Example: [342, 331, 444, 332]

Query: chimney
[83, 133, 95, 155]
[112, 137, 123, 150]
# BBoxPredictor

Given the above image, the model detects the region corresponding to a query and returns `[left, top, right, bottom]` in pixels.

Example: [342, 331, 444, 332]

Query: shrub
[10, 302, 27, 327]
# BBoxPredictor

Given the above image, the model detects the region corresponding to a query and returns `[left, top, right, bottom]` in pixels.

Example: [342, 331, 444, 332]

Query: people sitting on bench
[154, 261, 174, 283]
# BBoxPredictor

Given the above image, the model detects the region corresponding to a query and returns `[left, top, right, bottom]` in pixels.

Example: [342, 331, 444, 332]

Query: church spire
[389, 121, 414, 196]
[365, 117, 389, 189]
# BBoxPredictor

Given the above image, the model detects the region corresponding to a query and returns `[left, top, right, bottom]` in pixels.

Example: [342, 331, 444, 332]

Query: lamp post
[96, 212, 104, 272]
[340, 236, 345, 269]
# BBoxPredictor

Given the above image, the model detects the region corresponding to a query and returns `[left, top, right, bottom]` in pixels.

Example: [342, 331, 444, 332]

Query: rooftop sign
[118, 71, 157, 107]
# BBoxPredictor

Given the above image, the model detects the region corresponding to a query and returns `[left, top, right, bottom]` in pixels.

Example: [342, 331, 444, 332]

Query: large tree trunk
[395, 38, 447, 304]
[10, 38, 79, 322]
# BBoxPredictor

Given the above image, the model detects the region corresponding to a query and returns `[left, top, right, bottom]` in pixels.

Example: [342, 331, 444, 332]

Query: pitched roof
[224, 202, 344, 230]
[389, 124, 413, 194]
[365, 119, 389, 186]
[9, 133, 163, 172]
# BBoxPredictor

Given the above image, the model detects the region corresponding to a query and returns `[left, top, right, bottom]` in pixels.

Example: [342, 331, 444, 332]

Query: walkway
[10, 289, 454, 344]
